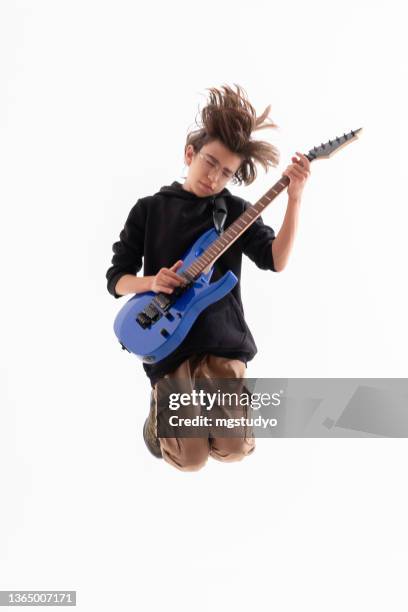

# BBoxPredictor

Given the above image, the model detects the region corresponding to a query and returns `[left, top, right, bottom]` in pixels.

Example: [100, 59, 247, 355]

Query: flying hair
[185, 83, 280, 186]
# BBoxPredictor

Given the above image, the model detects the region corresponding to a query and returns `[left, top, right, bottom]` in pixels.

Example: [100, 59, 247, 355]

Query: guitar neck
[178, 125, 363, 281]
[183, 174, 291, 280]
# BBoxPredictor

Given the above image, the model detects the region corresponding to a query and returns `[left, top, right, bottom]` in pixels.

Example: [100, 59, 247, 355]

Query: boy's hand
[150, 260, 187, 294]
[282, 152, 311, 201]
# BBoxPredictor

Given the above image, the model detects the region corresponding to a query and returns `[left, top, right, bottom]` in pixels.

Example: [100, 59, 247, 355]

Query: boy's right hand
[150, 260, 187, 294]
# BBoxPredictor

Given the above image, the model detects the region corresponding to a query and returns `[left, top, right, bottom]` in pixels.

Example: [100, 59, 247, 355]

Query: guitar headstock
[306, 128, 363, 161]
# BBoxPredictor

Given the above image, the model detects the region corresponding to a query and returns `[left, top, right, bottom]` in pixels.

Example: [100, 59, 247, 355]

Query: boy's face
[183, 139, 243, 197]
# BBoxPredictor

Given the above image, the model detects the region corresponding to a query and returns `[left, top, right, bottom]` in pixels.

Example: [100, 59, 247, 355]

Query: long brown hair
[185, 83, 280, 186]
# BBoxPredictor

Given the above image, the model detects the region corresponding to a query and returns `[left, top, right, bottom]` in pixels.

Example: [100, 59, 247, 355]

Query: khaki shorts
[153, 354, 256, 472]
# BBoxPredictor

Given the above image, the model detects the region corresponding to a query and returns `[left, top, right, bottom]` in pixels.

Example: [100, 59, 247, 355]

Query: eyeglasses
[196, 151, 236, 182]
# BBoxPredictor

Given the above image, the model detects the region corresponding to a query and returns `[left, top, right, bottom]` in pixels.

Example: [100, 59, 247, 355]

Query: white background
[1, 0, 408, 610]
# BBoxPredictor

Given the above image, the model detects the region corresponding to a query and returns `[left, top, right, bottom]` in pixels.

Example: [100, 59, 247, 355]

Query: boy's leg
[145, 354, 255, 468]
[199, 355, 256, 463]
[155, 355, 210, 472]
[143, 389, 163, 459]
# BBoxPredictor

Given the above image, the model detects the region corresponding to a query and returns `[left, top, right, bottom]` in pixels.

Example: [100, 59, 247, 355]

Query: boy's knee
[175, 455, 208, 472]
[160, 438, 209, 472]
[210, 438, 256, 463]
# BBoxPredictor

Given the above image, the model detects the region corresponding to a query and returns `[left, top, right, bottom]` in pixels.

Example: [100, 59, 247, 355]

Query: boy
[106, 84, 310, 471]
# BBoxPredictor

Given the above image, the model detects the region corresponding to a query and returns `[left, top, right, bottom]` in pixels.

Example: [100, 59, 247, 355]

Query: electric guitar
[113, 128, 363, 363]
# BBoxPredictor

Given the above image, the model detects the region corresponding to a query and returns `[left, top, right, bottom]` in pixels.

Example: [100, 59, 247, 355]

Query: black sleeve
[106, 199, 146, 298]
[239, 200, 277, 271]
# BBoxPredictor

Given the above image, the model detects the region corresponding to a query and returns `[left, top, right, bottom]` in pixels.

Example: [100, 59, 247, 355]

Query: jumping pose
[106, 84, 311, 471]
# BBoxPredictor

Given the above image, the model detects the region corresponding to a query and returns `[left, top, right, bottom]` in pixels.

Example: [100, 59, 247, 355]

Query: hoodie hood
[156, 180, 232, 202]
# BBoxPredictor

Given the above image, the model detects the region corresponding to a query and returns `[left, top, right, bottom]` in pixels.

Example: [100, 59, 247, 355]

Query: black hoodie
[106, 181, 277, 387]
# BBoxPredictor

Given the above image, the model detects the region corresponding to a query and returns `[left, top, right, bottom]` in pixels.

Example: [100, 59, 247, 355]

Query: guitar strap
[212, 196, 228, 235]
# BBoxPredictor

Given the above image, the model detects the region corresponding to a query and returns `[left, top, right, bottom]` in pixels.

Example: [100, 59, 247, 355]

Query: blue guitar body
[113, 228, 238, 363]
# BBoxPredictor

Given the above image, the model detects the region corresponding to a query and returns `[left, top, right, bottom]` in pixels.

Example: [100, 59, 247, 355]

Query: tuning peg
[329, 139, 332, 145]
[321, 143, 325, 149]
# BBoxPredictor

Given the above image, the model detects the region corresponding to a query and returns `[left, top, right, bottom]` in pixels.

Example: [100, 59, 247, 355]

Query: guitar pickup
[136, 311, 151, 329]
[154, 282, 191, 312]
[154, 293, 171, 310]
[144, 303, 161, 322]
